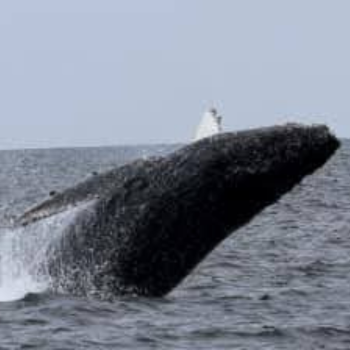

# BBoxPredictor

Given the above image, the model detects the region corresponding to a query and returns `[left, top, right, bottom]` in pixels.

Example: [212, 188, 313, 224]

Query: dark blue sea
[0, 140, 349, 350]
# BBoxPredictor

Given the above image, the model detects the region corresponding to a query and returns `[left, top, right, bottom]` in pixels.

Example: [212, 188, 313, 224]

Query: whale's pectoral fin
[17, 158, 163, 226]
[18, 199, 88, 226]
[18, 178, 100, 225]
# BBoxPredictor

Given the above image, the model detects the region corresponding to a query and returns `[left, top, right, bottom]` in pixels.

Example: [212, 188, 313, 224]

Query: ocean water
[0, 141, 349, 350]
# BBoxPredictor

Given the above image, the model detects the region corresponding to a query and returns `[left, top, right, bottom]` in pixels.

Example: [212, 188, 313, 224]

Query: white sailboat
[194, 108, 222, 141]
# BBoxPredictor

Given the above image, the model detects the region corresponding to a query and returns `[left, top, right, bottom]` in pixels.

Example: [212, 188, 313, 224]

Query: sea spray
[0, 206, 85, 302]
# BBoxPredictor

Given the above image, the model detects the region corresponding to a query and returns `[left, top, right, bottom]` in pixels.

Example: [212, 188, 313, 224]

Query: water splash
[0, 207, 83, 302]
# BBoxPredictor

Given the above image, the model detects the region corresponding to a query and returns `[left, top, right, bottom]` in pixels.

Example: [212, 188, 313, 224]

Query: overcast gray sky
[0, 0, 349, 149]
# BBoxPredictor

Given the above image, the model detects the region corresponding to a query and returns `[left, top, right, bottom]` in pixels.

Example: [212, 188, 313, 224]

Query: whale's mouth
[0, 202, 93, 302]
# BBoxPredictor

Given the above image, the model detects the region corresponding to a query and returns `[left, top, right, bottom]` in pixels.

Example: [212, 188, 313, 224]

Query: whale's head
[20, 123, 340, 298]
[180, 123, 339, 235]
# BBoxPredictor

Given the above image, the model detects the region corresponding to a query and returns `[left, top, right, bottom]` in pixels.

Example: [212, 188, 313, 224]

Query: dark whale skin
[18, 124, 340, 298]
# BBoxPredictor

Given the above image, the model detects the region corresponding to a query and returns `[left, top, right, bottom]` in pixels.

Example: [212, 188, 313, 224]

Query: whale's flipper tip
[194, 108, 223, 141]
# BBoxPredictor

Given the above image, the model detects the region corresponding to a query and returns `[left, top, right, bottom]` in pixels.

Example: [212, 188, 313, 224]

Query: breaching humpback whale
[194, 108, 222, 141]
[18, 124, 339, 299]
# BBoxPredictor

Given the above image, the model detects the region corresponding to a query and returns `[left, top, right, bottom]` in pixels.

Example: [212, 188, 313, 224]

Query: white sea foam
[0, 206, 85, 302]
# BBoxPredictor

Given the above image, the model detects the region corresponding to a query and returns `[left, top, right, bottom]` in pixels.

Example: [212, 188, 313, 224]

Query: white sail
[194, 108, 222, 141]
